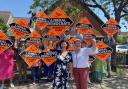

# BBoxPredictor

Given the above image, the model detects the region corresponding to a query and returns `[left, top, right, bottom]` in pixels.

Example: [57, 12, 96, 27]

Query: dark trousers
[31, 67, 42, 82]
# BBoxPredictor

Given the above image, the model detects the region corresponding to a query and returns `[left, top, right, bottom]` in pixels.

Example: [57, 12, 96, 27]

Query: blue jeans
[31, 67, 42, 82]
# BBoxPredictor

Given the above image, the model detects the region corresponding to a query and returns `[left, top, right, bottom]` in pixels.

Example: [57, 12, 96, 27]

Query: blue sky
[0, 0, 127, 32]
[0, 0, 33, 17]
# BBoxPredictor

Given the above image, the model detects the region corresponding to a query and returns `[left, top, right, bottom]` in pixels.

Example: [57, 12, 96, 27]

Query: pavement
[5, 75, 128, 89]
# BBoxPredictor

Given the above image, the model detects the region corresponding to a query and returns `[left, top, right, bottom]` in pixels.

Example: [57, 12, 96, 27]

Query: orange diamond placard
[26, 31, 42, 45]
[76, 17, 95, 45]
[47, 7, 73, 36]
[9, 19, 31, 39]
[67, 45, 76, 51]
[102, 18, 120, 37]
[95, 41, 113, 61]
[68, 37, 77, 44]
[76, 17, 94, 35]
[20, 45, 41, 67]
[0, 31, 13, 54]
[40, 50, 58, 66]
[34, 12, 48, 30]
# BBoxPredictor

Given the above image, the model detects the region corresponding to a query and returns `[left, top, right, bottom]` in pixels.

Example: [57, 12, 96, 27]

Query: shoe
[10, 83, 15, 88]
[32, 82, 36, 85]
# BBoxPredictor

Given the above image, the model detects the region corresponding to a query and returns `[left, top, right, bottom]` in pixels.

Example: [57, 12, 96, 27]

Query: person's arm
[85, 39, 98, 55]
[92, 39, 97, 51]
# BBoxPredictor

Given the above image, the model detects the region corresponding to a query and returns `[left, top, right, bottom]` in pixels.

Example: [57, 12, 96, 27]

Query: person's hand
[92, 39, 96, 46]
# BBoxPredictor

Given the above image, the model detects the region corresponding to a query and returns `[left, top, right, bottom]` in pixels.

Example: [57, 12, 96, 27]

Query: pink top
[0, 49, 14, 80]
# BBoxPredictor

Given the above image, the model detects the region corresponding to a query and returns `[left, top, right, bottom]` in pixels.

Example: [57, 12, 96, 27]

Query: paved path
[5, 75, 128, 89]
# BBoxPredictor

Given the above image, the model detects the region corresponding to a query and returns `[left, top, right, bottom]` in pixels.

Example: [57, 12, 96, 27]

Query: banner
[34, 12, 48, 30]
[102, 18, 120, 37]
[47, 7, 73, 36]
[20, 45, 41, 67]
[95, 41, 113, 61]
[10, 19, 31, 39]
[0, 31, 13, 54]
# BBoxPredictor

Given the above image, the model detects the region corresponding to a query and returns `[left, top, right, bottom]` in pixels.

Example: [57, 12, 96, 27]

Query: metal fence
[111, 53, 128, 68]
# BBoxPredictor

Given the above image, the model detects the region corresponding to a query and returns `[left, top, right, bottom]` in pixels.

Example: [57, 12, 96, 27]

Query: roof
[119, 32, 128, 36]
[13, 17, 30, 23]
[0, 11, 11, 24]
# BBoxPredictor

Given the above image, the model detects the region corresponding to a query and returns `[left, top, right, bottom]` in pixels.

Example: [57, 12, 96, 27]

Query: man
[72, 38, 97, 89]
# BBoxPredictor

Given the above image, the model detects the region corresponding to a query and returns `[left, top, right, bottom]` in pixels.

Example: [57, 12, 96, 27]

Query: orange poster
[42, 57, 56, 66]
[96, 41, 113, 61]
[34, 12, 48, 30]
[40, 50, 58, 66]
[76, 17, 94, 35]
[68, 37, 76, 44]
[26, 31, 42, 45]
[9, 19, 31, 39]
[20, 45, 41, 67]
[102, 18, 120, 37]
[47, 7, 73, 36]
[67, 45, 76, 51]
[0, 31, 13, 54]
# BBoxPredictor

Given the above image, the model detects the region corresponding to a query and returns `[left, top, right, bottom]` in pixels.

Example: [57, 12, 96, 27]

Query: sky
[0, 0, 127, 32]
[0, 0, 33, 17]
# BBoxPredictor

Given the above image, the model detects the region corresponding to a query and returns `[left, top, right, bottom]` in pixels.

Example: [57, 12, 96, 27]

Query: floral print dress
[53, 51, 72, 89]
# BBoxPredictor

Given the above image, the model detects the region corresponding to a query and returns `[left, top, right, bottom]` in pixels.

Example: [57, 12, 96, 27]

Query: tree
[0, 18, 8, 34]
[116, 36, 127, 44]
[31, 0, 128, 22]
[82, 0, 128, 23]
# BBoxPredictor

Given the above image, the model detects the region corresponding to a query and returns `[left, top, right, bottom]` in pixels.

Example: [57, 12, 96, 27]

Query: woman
[43, 40, 55, 81]
[14, 39, 28, 83]
[53, 40, 73, 89]
[72, 38, 97, 89]
[0, 47, 15, 89]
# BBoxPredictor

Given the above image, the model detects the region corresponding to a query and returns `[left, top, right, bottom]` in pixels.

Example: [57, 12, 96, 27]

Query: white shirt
[72, 47, 98, 68]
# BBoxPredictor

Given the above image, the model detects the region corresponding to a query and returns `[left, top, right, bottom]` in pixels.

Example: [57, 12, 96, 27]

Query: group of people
[0, 30, 98, 89]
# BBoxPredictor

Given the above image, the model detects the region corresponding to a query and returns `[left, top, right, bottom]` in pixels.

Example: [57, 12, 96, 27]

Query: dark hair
[59, 40, 69, 49]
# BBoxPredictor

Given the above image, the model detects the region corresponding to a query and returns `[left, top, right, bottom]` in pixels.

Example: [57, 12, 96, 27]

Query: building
[0, 11, 30, 36]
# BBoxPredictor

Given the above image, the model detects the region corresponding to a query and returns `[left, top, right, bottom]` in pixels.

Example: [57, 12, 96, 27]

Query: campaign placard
[10, 19, 31, 39]
[95, 41, 113, 61]
[47, 7, 73, 36]
[102, 18, 120, 37]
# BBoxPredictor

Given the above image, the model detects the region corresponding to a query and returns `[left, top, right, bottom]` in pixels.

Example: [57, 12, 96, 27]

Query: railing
[111, 53, 128, 68]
